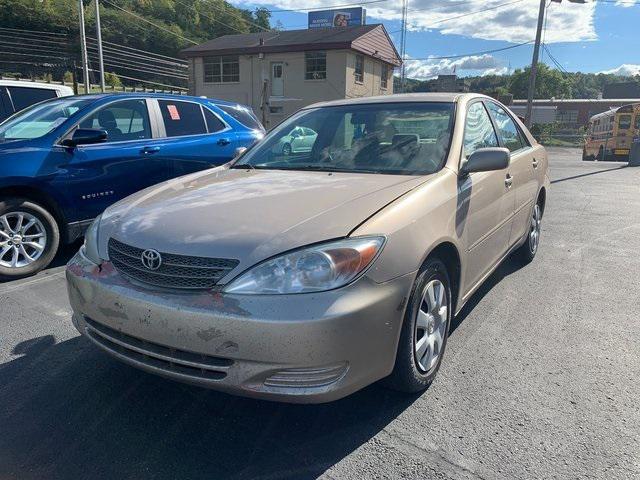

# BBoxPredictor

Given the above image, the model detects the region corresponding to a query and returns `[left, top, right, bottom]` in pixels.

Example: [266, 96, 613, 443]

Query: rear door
[485, 101, 538, 247]
[460, 101, 515, 293]
[150, 99, 237, 177]
[60, 98, 169, 220]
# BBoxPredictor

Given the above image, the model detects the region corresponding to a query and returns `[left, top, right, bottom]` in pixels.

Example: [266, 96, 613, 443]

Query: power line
[92, 38, 189, 64]
[86, 54, 189, 79]
[403, 40, 533, 61]
[86, 53, 188, 78]
[86, 68, 187, 90]
[86, 41, 188, 69]
[413, 0, 528, 24]
[0, 26, 67, 37]
[100, 0, 199, 44]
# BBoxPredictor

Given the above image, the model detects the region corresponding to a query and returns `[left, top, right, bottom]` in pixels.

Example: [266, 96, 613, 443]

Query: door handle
[217, 138, 230, 146]
[141, 146, 160, 154]
[505, 173, 513, 188]
[532, 158, 539, 169]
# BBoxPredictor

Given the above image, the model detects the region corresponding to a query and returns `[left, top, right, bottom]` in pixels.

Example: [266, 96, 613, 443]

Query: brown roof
[181, 24, 401, 66]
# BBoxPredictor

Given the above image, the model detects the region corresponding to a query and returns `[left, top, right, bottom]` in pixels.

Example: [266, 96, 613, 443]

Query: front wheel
[0, 198, 60, 280]
[384, 258, 452, 393]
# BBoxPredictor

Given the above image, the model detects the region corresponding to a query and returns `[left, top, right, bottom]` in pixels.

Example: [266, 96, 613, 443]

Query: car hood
[98, 166, 427, 281]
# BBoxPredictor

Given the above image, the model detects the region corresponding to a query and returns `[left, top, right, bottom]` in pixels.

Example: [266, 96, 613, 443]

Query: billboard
[308, 8, 366, 29]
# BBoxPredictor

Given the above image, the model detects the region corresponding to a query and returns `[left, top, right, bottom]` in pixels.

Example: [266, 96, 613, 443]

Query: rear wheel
[0, 198, 59, 280]
[515, 200, 542, 264]
[384, 258, 452, 393]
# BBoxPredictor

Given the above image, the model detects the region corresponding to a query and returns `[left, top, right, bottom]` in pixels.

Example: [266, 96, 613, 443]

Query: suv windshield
[0, 97, 93, 142]
[235, 102, 455, 175]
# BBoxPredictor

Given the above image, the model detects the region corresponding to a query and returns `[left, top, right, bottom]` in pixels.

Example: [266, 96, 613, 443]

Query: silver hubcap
[414, 279, 448, 373]
[0, 212, 47, 268]
[529, 204, 542, 254]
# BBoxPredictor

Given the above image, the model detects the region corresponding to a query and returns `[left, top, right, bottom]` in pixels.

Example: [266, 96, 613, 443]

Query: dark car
[0, 93, 264, 278]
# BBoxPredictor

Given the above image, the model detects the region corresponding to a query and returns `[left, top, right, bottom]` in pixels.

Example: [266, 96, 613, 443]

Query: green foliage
[403, 63, 640, 100]
[0, 0, 272, 58]
[104, 71, 121, 87]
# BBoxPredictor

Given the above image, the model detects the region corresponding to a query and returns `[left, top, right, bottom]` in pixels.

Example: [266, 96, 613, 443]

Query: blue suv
[0, 93, 264, 278]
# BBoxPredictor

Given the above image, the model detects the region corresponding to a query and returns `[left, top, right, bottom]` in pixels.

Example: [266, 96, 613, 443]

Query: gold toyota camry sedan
[66, 93, 549, 403]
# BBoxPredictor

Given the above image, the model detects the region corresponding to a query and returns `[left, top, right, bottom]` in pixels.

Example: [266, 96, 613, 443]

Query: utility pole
[524, 0, 546, 128]
[399, 0, 408, 93]
[94, 0, 105, 92]
[78, 0, 90, 94]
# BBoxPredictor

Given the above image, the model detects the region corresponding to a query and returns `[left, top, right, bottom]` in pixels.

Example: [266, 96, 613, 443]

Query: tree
[509, 63, 573, 99]
[104, 72, 122, 88]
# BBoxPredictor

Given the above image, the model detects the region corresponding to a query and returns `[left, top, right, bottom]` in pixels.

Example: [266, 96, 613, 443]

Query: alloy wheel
[529, 204, 542, 255]
[0, 211, 47, 268]
[414, 279, 448, 373]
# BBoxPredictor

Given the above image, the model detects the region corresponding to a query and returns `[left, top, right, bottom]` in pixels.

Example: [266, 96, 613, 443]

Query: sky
[231, 0, 640, 80]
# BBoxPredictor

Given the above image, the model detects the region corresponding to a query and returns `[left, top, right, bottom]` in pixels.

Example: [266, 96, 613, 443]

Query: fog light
[264, 362, 349, 388]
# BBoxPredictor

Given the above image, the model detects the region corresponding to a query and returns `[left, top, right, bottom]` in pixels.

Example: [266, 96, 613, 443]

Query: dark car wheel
[384, 257, 452, 393]
[515, 200, 542, 264]
[0, 198, 60, 280]
[282, 143, 292, 156]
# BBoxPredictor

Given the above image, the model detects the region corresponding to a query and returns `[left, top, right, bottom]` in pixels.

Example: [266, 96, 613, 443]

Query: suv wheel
[384, 258, 452, 393]
[0, 198, 59, 280]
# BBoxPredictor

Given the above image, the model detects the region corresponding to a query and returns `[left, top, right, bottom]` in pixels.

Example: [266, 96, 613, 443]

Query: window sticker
[166, 104, 180, 120]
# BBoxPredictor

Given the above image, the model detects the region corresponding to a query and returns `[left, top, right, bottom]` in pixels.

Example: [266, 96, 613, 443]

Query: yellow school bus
[583, 103, 640, 161]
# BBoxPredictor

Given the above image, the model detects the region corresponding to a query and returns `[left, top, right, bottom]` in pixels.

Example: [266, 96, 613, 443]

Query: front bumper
[66, 252, 414, 403]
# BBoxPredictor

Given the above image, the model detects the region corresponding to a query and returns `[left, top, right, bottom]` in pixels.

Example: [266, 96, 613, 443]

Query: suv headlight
[81, 215, 102, 265]
[224, 236, 385, 294]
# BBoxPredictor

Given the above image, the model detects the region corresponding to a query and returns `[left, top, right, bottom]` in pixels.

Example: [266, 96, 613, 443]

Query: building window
[555, 109, 578, 125]
[354, 54, 364, 83]
[305, 51, 327, 80]
[203, 55, 239, 83]
[381, 63, 390, 89]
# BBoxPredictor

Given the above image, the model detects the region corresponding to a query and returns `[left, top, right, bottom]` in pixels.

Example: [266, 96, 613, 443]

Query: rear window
[618, 114, 632, 130]
[218, 104, 264, 131]
[158, 100, 207, 137]
[8, 86, 58, 112]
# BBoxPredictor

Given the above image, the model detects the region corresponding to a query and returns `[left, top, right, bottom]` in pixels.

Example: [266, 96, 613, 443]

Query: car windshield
[234, 102, 455, 175]
[0, 97, 93, 142]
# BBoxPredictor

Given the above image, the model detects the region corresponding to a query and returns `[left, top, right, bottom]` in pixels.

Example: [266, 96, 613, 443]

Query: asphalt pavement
[1, 147, 639, 480]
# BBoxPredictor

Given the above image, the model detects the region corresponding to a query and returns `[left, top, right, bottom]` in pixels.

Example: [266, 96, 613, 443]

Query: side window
[79, 99, 151, 142]
[158, 100, 207, 137]
[7, 86, 57, 112]
[203, 108, 226, 133]
[486, 102, 526, 152]
[464, 102, 499, 156]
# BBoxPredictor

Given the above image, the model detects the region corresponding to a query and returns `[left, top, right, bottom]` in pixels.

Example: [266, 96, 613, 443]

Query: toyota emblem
[141, 249, 162, 271]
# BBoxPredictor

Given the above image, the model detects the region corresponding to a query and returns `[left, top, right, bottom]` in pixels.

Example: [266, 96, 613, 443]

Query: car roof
[69, 92, 242, 106]
[0, 80, 73, 93]
[304, 92, 476, 109]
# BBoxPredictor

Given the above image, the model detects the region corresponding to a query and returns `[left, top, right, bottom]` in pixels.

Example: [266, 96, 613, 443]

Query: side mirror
[461, 147, 510, 175]
[62, 128, 107, 147]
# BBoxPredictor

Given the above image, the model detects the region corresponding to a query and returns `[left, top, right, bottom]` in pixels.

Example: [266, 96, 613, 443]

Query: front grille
[108, 238, 239, 290]
[84, 316, 232, 381]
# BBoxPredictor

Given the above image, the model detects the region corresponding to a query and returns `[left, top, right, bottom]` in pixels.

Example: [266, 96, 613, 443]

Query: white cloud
[598, 64, 640, 76]
[241, 0, 599, 44]
[402, 54, 508, 80]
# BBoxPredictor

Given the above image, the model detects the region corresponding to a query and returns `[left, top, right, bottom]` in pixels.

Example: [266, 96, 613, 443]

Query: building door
[271, 62, 284, 97]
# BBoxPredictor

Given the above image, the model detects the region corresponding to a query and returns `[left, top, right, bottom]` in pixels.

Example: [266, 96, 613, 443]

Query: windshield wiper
[229, 162, 255, 170]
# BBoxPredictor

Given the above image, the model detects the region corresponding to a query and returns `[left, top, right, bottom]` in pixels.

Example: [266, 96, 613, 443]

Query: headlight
[224, 236, 385, 294]
[81, 215, 102, 265]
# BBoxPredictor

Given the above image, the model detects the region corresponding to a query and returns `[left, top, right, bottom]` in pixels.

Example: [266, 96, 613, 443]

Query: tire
[515, 200, 542, 264]
[0, 198, 60, 280]
[282, 143, 292, 156]
[384, 257, 452, 393]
